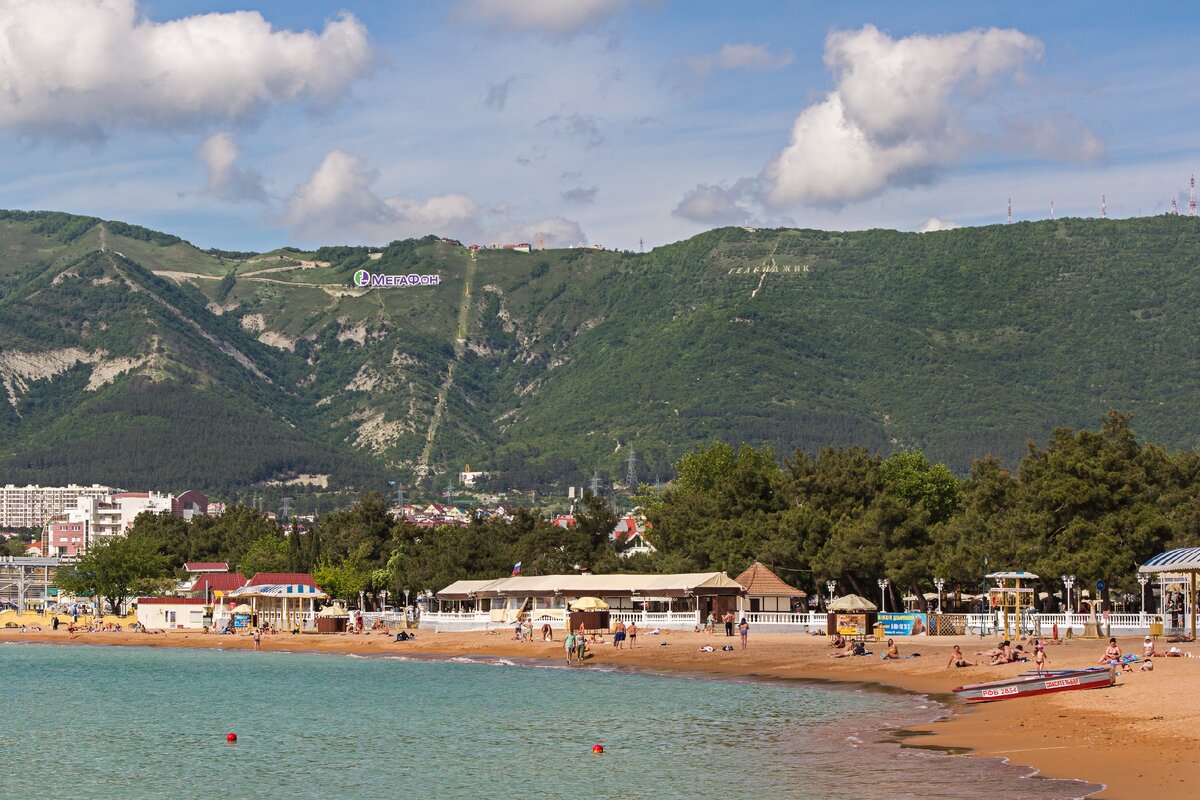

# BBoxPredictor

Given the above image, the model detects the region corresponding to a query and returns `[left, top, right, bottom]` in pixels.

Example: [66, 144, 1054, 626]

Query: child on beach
[1033, 643, 1049, 673]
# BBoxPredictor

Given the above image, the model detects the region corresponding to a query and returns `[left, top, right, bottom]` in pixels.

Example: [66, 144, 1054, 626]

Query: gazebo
[228, 583, 327, 632]
[734, 562, 806, 614]
[1140, 547, 1200, 639]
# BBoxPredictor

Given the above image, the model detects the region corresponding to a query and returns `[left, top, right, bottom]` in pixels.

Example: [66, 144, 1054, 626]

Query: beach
[2, 621, 1195, 797]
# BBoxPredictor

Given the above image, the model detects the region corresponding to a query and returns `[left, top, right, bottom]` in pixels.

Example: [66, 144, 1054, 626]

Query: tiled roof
[183, 562, 229, 572]
[734, 562, 806, 597]
[190, 573, 248, 595]
[248, 572, 317, 587]
[137, 597, 208, 605]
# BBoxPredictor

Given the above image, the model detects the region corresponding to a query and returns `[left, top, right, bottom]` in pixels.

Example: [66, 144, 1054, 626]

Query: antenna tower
[444, 483, 453, 506]
[1100, 195, 1107, 219]
[589, 471, 602, 497]
[1172, 198, 1179, 215]
[639, 237, 644, 253]
[1050, 200, 1055, 219]
[1006, 198, 1012, 224]
[1191, 175, 1197, 216]
[279, 496, 292, 524]
[625, 446, 638, 489]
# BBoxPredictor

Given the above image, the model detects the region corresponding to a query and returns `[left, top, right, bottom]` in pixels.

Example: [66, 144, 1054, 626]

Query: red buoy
[592, 744, 603, 754]
[226, 732, 237, 743]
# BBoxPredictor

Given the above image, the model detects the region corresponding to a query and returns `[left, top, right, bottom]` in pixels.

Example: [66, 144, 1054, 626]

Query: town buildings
[0, 483, 113, 528]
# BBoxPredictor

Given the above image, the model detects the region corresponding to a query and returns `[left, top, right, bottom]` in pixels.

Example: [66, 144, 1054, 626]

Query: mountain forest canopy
[1, 210, 1200, 496]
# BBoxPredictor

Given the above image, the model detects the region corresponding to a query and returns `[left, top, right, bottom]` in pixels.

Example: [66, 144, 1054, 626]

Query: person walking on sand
[253, 628, 262, 651]
[564, 631, 575, 666]
[738, 618, 749, 649]
[723, 611, 734, 637]
[576, 631, 588, 662]
[613, 619, 626, 649]
[627, 621, 637, 649]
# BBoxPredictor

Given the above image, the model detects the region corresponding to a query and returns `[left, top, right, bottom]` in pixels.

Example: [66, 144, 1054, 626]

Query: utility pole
[589, 471, 602, 497]
[625, 446, 638, 489]
[279, 496, 292, 524]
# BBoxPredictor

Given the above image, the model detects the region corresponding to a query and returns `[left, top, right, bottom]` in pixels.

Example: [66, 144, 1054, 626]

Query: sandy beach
[3, 621, 1196, 798]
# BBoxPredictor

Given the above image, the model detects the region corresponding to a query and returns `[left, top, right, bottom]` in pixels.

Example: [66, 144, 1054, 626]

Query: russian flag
[512, 561, 522, 576]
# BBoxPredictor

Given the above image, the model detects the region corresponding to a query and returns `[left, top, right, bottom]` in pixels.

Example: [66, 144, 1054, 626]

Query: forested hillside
[0, 210, 1198, 493]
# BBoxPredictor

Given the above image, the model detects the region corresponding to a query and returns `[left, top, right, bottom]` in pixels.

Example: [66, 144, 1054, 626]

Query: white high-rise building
[0, 484, 114, 528]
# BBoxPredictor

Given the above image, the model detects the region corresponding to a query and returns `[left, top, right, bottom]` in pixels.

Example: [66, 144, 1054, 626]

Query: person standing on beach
[613, 619, 626, 649]
[253, 628, 262, 651]
[576, 632, 588, 662]
[627, 621, 637, 648]
[723, 611, 735, 637]
[565, 631, 575, 666]
[738, 618, 749, 649]
[706, 612, 715, 634]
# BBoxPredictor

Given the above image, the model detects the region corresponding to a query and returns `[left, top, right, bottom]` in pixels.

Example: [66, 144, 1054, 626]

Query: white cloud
[680, 25, 1106, 211]
[672, 179, 761, 224]
[196, 133, 265, 203]
[919, 217, 961, 232]
[284, 150, 586, 247]
[0, 0, 372, 140]
[453, 0, 628, 39]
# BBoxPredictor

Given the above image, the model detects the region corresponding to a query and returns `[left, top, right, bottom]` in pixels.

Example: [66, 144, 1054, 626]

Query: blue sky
[0, 1, 1196, 251]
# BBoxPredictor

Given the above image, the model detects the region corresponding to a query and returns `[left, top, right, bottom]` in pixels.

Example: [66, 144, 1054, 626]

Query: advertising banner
[878, 612, 928, 636]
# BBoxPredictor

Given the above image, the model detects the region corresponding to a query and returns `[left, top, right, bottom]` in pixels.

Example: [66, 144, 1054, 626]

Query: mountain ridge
[0, 209, 1197, 493]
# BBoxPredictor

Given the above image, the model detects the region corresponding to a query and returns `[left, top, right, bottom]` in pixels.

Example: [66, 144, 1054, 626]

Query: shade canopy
[569, 596, 609, 611]
[437, 572, 745, 600]
[1140, 547, 1200, 574]
[231, 604, 253, 614]
[828, 594, 877, 612]
[986, 571, 1039, 580]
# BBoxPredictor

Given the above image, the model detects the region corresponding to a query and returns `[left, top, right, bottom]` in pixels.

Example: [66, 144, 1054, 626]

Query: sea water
[0, 643, 1098, 800]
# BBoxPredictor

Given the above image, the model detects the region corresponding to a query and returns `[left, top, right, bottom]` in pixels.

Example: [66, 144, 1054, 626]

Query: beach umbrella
[569, 596, 609, 611]
[828, 594, 877, 612]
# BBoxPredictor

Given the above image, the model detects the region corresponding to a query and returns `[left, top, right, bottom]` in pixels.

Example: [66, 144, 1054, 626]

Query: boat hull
[953, 667, 1114, 703]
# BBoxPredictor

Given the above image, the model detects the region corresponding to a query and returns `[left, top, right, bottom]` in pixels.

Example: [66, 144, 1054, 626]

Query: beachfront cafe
[428, 572, 746, 632]
[226, 582, 327, 632]
[1140, 546, 1200, 638]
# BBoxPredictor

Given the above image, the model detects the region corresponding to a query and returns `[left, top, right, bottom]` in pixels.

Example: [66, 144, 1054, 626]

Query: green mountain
[1, 209, 1198, 492]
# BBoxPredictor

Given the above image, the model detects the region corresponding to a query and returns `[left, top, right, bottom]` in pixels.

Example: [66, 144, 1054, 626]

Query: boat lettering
[1044, 677, 1080, 689]
[981, 686, 1020, 697]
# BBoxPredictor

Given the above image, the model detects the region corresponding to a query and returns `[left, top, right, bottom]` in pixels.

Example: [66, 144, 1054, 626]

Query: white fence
[422, 608, 1170, 635]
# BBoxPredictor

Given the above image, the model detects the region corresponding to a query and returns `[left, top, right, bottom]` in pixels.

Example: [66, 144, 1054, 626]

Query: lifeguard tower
[987, 571, 1037, 639]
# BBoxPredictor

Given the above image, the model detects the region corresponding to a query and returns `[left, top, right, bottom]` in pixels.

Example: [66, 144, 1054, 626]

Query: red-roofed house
[612, 516, 655, 557]
[248, 572, 318, 588]
[189, 572, 248, 598]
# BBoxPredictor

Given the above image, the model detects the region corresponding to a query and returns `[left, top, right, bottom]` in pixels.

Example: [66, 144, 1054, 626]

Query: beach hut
[231, 603, 254, 629]
[734, 562, 806, 614]
[567, 596, 610, 633]
[316, 601, 350, 634]
[826, 594, 877, 636]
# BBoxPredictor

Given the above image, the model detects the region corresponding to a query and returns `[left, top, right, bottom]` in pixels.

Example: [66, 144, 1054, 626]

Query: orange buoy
[592, 744, 603, 754]
[226, 732, 237, 743]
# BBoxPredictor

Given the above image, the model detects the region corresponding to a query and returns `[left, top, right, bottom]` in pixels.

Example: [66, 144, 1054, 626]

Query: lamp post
[877, 578, 889, 613]
[826, 580, 837, 609]
[1138, 574, 1149, 617]
[1061, 574, 1075, 617]
[933, 577, 945, 614]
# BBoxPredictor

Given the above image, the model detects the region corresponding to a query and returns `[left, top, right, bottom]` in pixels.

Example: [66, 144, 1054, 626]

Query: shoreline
[4, 626, 1198, 797]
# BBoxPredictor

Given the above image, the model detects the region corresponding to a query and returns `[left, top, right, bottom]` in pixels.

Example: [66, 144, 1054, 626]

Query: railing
[739, 611, 827, 627]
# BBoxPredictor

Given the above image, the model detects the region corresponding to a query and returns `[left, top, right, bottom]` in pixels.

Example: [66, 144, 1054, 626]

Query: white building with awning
[227, 583, 327, 631]
[428, 572, 745, 632]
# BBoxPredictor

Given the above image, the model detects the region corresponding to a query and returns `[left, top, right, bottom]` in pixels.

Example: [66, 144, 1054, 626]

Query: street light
[1138, 574, 1149, 616]
[933, 577, 945, 614]
[877, 578, 889, 613]
[826, 579, 837, 608]
[1061, 574, 1076, 616]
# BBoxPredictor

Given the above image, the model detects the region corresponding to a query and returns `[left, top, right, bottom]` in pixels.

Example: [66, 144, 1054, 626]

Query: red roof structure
[190, 572, 248, 596]
[137, 597, 208, 605]
[183, 562, 228, 573]
[248, 572, 318, 587]
[734, 562, 806, 597]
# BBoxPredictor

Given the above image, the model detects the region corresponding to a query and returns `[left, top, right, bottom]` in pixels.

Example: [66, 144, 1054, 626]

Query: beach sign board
[878, 612, 928, 636]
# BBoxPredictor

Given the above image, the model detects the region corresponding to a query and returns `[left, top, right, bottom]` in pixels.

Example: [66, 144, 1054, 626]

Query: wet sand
[3, 622, 1195, 798]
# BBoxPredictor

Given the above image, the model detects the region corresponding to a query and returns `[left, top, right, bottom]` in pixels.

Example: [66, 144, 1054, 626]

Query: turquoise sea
[0, 643, 1098, 799]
